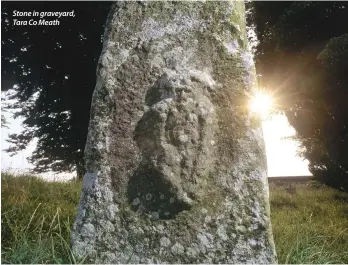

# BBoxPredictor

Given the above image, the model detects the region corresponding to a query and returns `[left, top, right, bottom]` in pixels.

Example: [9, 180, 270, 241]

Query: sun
[249, 90, 273, 118]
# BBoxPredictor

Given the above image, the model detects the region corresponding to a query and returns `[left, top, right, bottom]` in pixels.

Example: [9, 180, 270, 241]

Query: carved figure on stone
[71, 2, 277, 263]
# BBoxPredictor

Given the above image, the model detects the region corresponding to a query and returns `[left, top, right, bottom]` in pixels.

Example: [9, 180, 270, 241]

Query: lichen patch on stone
[71, 2, 277, 263]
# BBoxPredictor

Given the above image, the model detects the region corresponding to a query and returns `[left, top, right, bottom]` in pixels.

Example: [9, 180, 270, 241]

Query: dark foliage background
[2, 2, 348, 189]
[251, 2, 348, 190]
[1, 2, 112, 176]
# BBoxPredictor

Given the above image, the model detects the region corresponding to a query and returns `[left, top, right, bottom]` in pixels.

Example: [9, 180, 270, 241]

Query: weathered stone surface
[71, 1, 277, 263]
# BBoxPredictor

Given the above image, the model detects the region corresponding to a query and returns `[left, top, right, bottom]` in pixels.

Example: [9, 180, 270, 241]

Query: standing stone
[71, 1, 277, 263]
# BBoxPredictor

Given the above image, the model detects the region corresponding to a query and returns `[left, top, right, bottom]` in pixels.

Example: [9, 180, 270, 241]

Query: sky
[1, 90, 311, 180]
[263, 114, 311, 177]
[1, 90, 76, 181]
[1, 2, 313, 180]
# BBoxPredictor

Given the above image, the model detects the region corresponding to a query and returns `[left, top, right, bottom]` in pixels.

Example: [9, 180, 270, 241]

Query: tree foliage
[1, 2, 112, 176]
[253, 2, 348, 190]
[3, 1, 348, 189]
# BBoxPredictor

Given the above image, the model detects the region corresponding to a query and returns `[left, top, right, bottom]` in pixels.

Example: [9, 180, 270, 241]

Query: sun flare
[249, 91, 273, 118]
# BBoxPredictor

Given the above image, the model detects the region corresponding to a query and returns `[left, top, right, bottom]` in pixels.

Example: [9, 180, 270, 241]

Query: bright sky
[1, 90, 75, 181]
[1, 91, 311, 181]
[263, 114, 311, 177]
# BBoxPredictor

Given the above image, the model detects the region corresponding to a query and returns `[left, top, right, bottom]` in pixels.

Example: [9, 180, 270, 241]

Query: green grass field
[270, 182, 348, 264]
[2, 173, 348, 264]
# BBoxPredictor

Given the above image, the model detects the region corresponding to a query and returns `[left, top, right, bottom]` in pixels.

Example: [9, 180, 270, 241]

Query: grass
[270, 182, 348, 264]
[1, 173, 348, 264]
[1, 173, 83, 264]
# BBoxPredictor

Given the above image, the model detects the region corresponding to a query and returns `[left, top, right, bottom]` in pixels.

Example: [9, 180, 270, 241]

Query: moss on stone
[72, 1, 277, 263]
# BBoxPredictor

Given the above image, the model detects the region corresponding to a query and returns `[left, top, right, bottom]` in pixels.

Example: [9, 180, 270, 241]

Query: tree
[253, 2, 348, 190]
[290, 34, 348, 190]
[1, 2, 112, 177]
